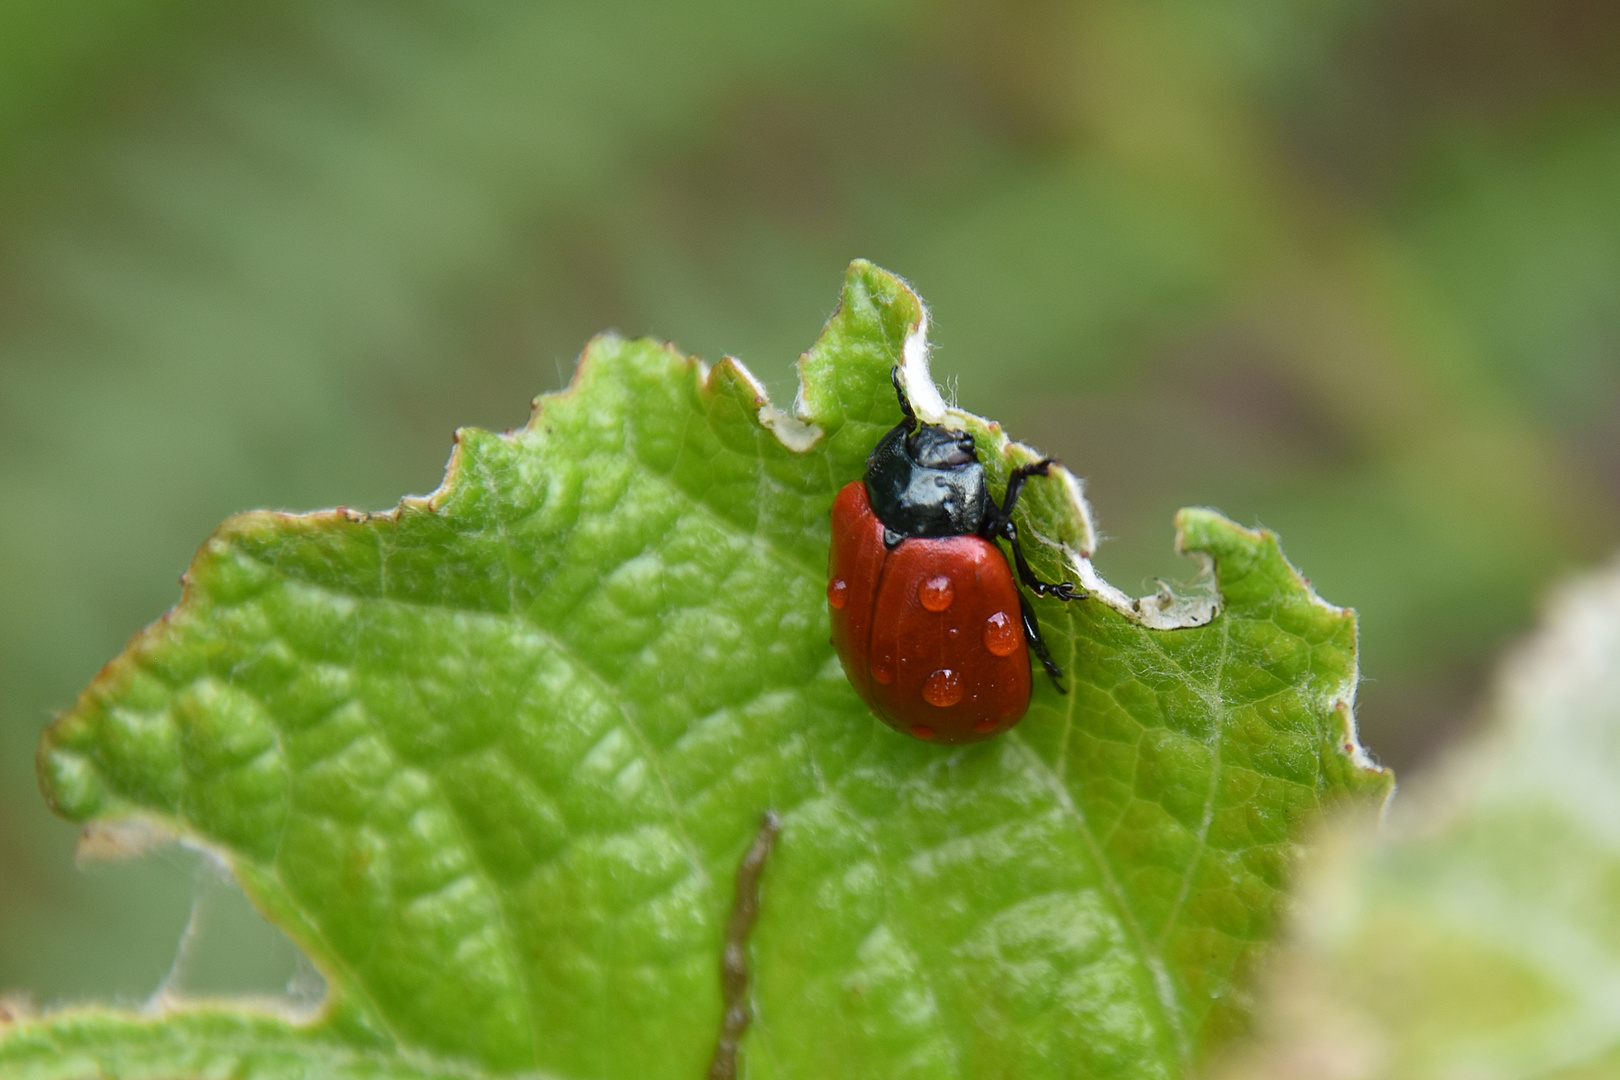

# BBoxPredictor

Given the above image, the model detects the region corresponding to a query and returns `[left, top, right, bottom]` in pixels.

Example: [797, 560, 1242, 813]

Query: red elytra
[828, 483, 1031, 744]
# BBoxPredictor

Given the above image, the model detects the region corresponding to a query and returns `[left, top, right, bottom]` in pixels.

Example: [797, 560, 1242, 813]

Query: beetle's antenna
[891, 366, 917, 430]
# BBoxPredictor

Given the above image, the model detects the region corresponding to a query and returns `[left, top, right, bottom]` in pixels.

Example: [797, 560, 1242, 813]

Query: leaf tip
[794, 260, 929, 433]
[1173, 506, 1258, 556]
[1175, 507, 1349, 613]
[36, 743, 104, 822]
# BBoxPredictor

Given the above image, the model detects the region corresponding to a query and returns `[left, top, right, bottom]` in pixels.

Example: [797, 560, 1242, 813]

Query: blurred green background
[2, 0, 1617, 1009]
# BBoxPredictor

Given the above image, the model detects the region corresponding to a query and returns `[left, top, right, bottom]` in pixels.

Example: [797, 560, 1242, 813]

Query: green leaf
[0, 1008, 511, 1080]
[1217, 556, 1620, 1080]
[14, 261, 1387, 1080]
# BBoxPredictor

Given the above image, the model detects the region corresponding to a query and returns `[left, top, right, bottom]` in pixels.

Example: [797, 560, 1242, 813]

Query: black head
[864, 372, 990, 543]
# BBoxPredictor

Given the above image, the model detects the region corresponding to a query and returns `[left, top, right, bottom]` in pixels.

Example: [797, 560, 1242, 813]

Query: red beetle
[828, 372, 1084, 744]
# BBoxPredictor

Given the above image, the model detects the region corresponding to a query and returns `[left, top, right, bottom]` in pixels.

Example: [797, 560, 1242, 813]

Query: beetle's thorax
[864, 419, 990, 543]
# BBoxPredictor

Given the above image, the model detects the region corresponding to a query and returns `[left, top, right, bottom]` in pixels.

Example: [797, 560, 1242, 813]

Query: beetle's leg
[994, 458, 1086, 601]
[999, 458, 1054, 520]
[1002, 518, 1086, 600]
[1020, 590, 1066, 691]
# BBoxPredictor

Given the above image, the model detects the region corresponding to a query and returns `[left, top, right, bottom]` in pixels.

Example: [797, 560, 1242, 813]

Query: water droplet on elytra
[983, 611, 1019, 656]
[923, 669, 963, 707]
[918, 575, 954, 612]
[911, 724, 936, 740]
[828, 579, 848, 609]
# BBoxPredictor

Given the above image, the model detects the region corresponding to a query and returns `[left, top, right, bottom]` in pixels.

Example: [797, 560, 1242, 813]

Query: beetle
[827, 371, 1084, 744]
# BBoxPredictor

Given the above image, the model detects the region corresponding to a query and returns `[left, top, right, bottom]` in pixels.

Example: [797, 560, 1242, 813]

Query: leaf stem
[707, 812, 781, 1080]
